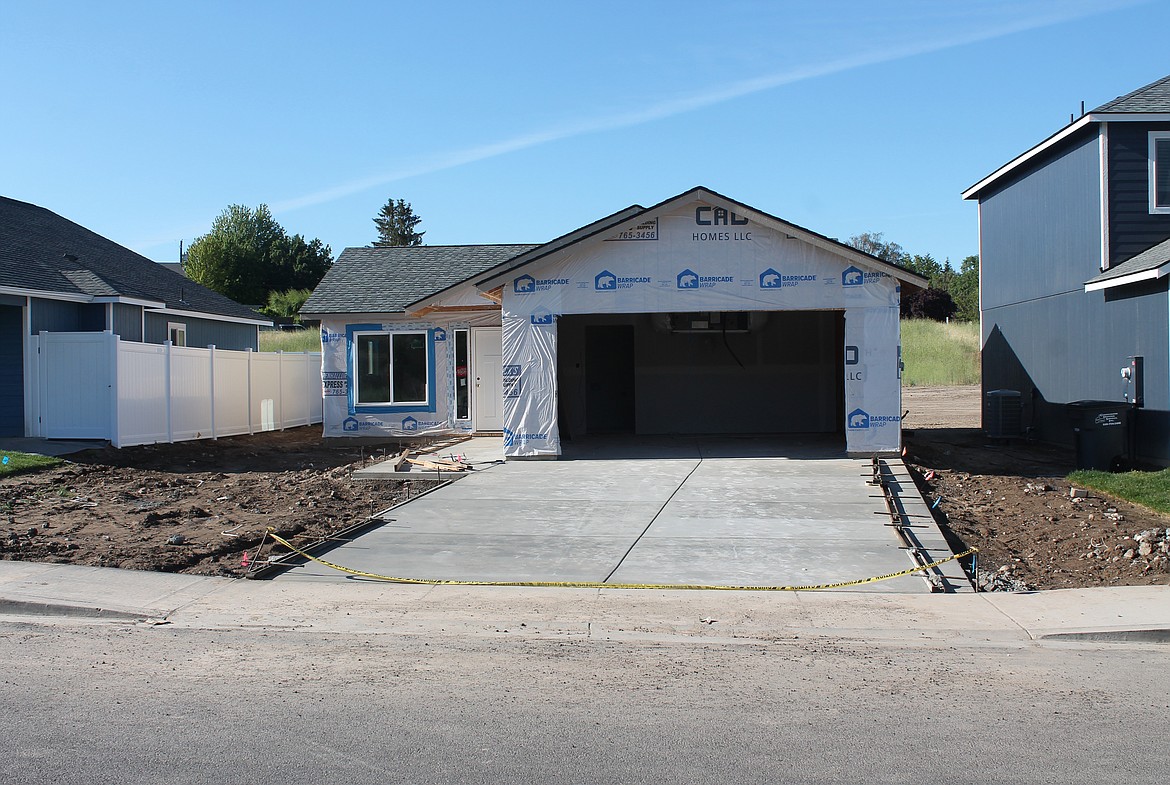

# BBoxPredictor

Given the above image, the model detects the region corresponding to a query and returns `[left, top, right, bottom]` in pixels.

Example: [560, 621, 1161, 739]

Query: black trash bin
[1067, 400, 1129, 471]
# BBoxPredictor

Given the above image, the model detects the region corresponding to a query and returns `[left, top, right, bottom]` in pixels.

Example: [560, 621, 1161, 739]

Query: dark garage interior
[556, 310, 844, 439]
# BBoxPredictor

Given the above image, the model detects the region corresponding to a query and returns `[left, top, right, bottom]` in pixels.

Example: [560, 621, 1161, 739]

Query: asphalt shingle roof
[1085, 237, 1170, 286]
[0, 196, 262, 321]
[1093, 74, 1170, 113]
[302, 244, 539, 314]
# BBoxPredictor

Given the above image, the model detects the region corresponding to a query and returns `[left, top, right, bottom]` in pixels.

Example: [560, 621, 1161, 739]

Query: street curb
[0, 598, 145, 620]
[1040, 628, 1170, 643]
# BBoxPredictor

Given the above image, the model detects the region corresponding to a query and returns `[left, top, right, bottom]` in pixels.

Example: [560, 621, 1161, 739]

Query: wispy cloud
[134, 0, 1143, 251]
[268, 0, 1140, 216]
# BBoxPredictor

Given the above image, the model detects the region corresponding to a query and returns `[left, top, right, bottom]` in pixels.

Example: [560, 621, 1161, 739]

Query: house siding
[983, 279, 1169, 462]
[0, 304, 24, 436]
[980, 126, 1170, 463]
[112, 303, 143, 341]
[980, 130, 1102, 310]
[143, 311, 258, 350]
[1107, 121, 1170, 265]
[30, 298, 105, 333]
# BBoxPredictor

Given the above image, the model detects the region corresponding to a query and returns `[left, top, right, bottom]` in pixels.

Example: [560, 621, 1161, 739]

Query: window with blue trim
[354, 331, 429, 405]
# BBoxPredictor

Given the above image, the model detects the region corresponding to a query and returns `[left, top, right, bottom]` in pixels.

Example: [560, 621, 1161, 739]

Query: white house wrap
[302, 187, 926, 458]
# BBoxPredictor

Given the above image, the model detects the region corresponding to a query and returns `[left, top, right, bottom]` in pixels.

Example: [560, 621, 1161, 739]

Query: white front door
[472, 327, 503, 431]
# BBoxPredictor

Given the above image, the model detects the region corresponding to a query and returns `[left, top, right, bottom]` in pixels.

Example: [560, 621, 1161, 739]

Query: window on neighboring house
[354, 331, 429, 405]
[1149, 132, 1170, 213]
[168, 322, 187, 347]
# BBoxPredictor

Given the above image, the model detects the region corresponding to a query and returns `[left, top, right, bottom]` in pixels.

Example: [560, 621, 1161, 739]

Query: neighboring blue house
[0, 196, 270, 436]
[963, 74, 1170, 464]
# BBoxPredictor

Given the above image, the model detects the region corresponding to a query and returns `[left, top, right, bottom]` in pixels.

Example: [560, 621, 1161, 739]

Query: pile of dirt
[0, 428, 439, 577]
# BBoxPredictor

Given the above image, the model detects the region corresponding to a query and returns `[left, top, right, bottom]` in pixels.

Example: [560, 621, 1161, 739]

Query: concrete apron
[279, 435, 941, 593]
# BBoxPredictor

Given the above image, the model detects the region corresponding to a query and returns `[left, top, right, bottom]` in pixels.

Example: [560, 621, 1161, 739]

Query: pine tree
[372, 198, 424, 247]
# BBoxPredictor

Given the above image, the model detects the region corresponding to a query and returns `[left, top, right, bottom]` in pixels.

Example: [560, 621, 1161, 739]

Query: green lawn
[900, 318, 981, 387]
[259, 329, 321, 353]
[0, 451, 62, 477]
[1068, 468, 1170, 516]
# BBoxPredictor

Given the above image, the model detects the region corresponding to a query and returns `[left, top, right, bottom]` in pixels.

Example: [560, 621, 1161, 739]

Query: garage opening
[557, 311, 844, 441]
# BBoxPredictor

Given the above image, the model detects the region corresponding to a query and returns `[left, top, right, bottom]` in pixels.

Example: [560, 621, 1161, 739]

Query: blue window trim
[346, 323, 438, 415]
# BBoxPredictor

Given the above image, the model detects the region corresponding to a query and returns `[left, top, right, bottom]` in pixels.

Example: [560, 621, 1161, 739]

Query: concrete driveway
[277, 435, 941, 592]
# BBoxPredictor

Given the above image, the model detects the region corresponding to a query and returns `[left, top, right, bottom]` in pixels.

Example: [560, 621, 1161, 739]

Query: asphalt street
[1, 616, 1166, 784]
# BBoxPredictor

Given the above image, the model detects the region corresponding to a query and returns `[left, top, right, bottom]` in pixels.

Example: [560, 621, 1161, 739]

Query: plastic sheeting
[500, 313, 561, 456]
[500, 197, 904, 456]
[320, 316, 465, 438]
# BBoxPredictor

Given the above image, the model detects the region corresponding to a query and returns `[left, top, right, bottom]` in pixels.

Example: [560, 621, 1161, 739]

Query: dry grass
[901, 319, 980, 386]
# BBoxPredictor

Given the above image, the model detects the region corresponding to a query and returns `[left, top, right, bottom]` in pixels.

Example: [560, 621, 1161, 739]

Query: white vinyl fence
[29, 332, 322, 447]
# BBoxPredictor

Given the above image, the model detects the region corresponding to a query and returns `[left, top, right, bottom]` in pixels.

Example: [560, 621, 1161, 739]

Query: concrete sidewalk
[0, 560, 1166, 644]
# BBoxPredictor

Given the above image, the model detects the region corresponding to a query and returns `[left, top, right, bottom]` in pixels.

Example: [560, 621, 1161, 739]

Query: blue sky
[2, 1, 1165, 267]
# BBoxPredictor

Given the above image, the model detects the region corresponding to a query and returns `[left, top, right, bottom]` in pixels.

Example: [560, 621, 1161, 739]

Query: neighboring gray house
[963, 73, 1170, 464]
[302, 186, 926, 458]
[0, 196, 270, 436]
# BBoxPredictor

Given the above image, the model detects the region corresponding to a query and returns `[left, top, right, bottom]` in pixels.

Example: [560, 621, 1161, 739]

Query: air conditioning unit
[985, 389, 1022, 438]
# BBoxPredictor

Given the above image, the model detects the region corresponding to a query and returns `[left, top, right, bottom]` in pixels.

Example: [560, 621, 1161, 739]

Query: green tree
[261, 288, 314, 321]
[847, 231, 903, 262]
[372, 198, 424, 247]
[899, 253, 945, 284]
[950, 255, 980, 322]
[849, 231, 980, 321]
[185, 204, 332, 305]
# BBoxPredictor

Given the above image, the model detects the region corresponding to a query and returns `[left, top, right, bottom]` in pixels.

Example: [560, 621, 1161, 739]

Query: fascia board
[1084, 264, 1169, 293]
[0, 285, 92, 304]
[145, 306, 272, 327]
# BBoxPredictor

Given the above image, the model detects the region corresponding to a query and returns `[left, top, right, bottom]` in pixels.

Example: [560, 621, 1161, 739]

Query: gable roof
[0, 196, 264, 322]
[302, 244, 538, 315]
[963, 73, 1170, 201]
[475, 185, 928, 290]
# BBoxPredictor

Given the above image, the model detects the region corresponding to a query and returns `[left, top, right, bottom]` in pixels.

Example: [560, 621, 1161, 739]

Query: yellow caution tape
[265, 529, 977, 591]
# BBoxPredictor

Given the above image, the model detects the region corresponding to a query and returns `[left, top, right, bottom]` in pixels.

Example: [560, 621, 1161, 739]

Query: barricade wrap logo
[595, 270, 650, 290]
[677, 269, 734, 289]
[847, 408, 899, 429]
[502, 427, 548, 449]
[530, 308, 554, 325]
[320, 328, 345, 345]
[842, 266, 889, 286]
[759, 268, 817, 289]
[433, 328, 446, 342]
[514, 274, 569, 294]
[401, 416, 443, 431]
[343, 417, 388, 432]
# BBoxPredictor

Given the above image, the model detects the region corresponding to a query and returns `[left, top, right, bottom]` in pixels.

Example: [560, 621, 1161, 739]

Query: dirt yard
[902, 386, 1169, 590]
[1, 391, 1167, 590]
[0, 428, 438, 577]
